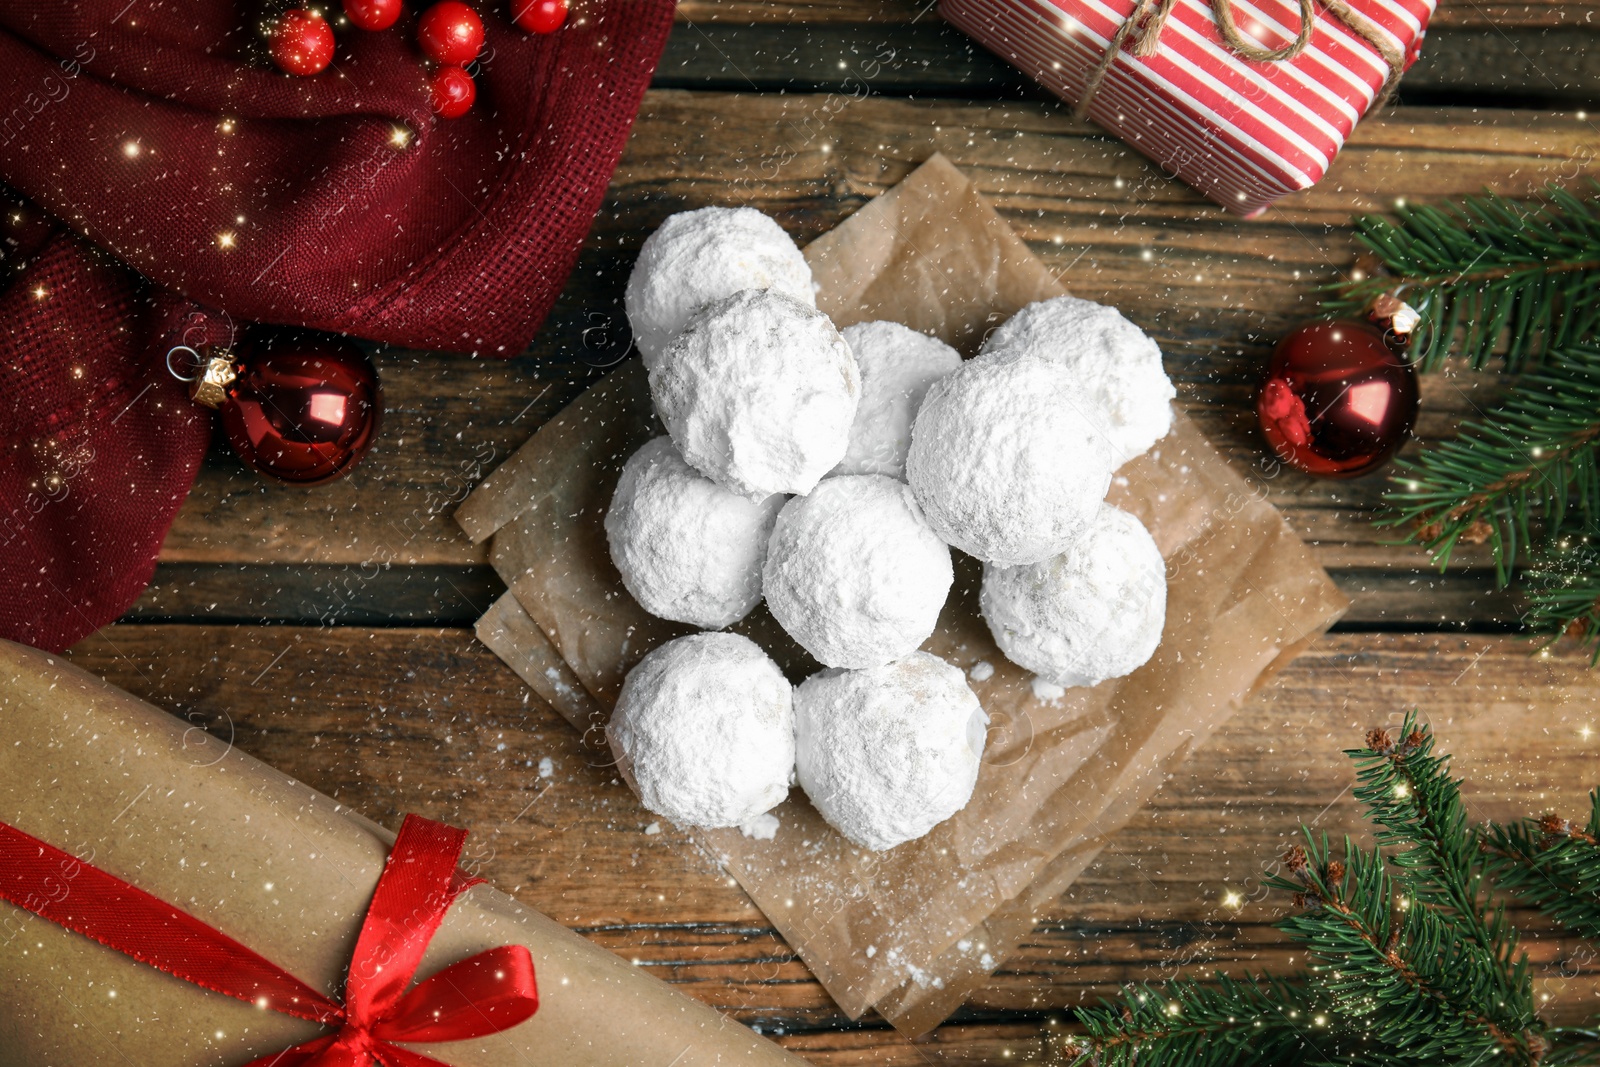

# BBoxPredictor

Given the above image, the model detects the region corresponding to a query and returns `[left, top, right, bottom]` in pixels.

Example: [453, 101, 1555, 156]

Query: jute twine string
[1072, 0, 1406, 121]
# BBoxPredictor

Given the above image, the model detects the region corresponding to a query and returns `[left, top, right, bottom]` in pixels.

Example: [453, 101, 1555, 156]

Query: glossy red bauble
[429, 64, 477, 118]
[220, 333, 382, 485]
[1257, 318, 1419, 478]
[344, 0, 404, 31]
[271, 9, 337, 76]
[512, 0, 568, 33]
[417, 1, 485, 65]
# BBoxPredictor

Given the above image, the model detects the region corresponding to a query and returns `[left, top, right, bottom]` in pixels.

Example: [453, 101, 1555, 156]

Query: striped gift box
[941, 0, 1434, 215]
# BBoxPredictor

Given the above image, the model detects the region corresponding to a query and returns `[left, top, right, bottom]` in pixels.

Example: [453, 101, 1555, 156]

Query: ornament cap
[1367, 293, 1421, 343]
[188, 353, 239, 409]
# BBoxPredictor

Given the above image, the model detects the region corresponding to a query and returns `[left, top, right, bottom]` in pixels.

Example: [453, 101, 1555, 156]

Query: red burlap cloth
[0, 1, 674, 653]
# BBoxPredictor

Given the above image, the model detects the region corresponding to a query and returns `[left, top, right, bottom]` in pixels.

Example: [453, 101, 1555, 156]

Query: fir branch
[1329, 185, 1600, 372]
[1522, 518, 1600, 661]
[1059, 720, 1594, 1066]
[1059, 975, 1323, 1067]
[1270, 833, 1536, 1061]
[1378, 344, 1600, 584]
[1483, 790, 1600, 941]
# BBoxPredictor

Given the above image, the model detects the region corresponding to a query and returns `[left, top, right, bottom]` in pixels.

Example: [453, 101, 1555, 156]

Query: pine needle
[1379, 344, 1600, 585]
[1330, 185, 1600, 373]
[1060, 718, 1596, 1066]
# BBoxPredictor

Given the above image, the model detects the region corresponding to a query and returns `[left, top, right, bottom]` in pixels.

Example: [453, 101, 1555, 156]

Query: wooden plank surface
[63, 628, 1600, 1061]
[653, 21, 1600, 103]
[60, 5, 1600, 1063]
[157, 96, 1600, 622]
[673, 0, 1600, 28]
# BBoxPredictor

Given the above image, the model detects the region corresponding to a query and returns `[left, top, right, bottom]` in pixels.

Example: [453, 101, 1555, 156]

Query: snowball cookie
[625, 206, 815, 370]
[906, 349, 1113, 566]
[981, 296, 1175, 467]
[651, 288, 860, 500]
[794, 653, 988, 851]
[981, 502, 1166, 688]
[608, 633, 795, 830]
[764, 475, 953, 669]
[833, 321, 962, 479]
[605, 437, 785, 629]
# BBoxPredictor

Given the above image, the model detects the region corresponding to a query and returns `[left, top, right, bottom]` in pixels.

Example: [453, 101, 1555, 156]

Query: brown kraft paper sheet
[0, 640, 807, 1067]
[458, 154, 1349, 1036]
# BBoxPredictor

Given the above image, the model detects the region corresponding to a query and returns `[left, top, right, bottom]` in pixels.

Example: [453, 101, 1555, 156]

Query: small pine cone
[1415, 520, 1443, 541]
[1284, 844, 1309, 874]
[1539, 812, 1570, 837]
[1366, 728, 1394, 754]
[1292, 891, 1307, 909]
[1325, 860, 1347, 884]
[1565, 617, 1593, 639]
[1402, 729, 1427, 753]
[1459, 520, 1493, 544]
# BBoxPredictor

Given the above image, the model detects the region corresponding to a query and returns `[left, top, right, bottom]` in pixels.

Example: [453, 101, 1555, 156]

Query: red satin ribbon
[0, 813, 539, 1066]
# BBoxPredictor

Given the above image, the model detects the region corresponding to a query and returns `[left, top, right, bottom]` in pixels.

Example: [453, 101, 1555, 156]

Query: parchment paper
[459, 154, 1349, 1036]
[0, 640, 806, 1067]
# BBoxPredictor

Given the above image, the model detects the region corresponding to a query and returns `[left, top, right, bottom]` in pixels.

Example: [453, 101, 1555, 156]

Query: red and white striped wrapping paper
[941, 0, 1434, 215]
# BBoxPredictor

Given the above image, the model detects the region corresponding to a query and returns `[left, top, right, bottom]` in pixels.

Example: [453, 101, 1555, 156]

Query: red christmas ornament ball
[1257, 318, 1418, 478]
[430, 64, 476, 118]
[512, 0, 568, 33]
[344, 0, 404, 31]
[417, 1, 485, 65]
[270, 9, 337, 76]
[220, 333, 382, 486]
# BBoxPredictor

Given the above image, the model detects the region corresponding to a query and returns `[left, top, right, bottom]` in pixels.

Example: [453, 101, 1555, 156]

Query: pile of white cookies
[604, 206, 1176, 852]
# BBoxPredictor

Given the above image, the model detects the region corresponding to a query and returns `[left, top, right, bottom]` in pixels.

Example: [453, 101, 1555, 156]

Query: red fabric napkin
[0, 0, 674, 653]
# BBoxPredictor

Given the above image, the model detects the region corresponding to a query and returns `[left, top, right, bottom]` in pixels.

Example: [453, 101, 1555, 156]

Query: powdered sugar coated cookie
[833, 321, 961, 479]
[606, 437, 784, 629]
[650, 288, 859, 500]
[981, 502, 1166, 687]
[763, 475, 952, 669]
[906, 348, 1112, 565]
[982, 296, 1174, 467]
[625, 206, 814, 370]
[794, 652, 987, 851]
[609, 633, 795, 830]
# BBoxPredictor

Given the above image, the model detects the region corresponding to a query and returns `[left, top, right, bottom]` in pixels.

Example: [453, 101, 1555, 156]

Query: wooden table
[66, 4, 1600, 1061]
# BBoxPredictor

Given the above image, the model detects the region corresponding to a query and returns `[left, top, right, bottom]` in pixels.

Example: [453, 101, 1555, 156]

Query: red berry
[430, 64, 476, 118]
[417, 2, 484, 65]
[271, 9, 336, 76]
[512, 0, 567, 33]
[344, 0, 403, 31]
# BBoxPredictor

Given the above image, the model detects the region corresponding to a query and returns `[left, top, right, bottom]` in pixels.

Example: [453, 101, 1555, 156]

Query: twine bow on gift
[0, 813, 539, 1067]
[1074, 0, 1408, 120]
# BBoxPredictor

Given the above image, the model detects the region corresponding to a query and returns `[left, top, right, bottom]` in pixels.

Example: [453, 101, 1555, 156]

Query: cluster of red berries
[269, 0, 568, 119]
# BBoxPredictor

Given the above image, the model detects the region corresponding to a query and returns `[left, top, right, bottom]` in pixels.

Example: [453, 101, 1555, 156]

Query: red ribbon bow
[0, 814, 539, 1066]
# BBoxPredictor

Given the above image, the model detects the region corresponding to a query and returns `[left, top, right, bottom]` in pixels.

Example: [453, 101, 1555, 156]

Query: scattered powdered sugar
[984, 503, 1167, 688]
[644, 821, 661, 835]
[605, 436, 784, 628]
[906, 348, 1112, 565]
[1029, 676, 1066, 703]
[650, 289, 860, 500]
[833, 321, 961, 479]
[608, 633, 795, 830]
[740, 812, 781, 840]
[981, 295, 1175, 467]
[625, 206, 814, 370]
[763, 475, 953, 669]
[793, 652, 987, 851]
[968, 660, 995, 682]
